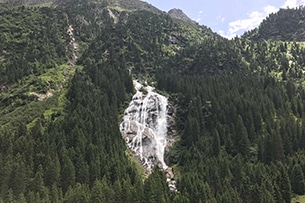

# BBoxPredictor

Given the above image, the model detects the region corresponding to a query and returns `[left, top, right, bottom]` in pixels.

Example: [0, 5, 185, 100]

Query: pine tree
[5, 189, 15, 203]
[271, 130, 284, 162]
[31, 165, 48, 199]
[212, 129, 221, 156]
[50, 183, 62, 203]
[90, 180, 106, 203]
[143, 168, 170, 203]
[291, 163, 305, 195]
[64, 183, 90, 203]
[276, 162, 291, 203]
[44, 153, 60, 187]
[235, 115, 250, 156]
[60, 150, 76, 192]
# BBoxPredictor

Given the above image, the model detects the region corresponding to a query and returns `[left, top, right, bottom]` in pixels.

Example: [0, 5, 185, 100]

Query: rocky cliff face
[168, 8, 194, 24]
[120, 81, 170, 170]
[120, 80, 177, 190]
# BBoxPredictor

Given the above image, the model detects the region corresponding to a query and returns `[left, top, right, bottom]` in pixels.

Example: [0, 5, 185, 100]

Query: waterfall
[120, 80, 169, 171]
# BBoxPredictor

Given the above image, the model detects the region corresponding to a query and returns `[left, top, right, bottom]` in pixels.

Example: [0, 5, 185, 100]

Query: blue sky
[143, 0, 305, 38]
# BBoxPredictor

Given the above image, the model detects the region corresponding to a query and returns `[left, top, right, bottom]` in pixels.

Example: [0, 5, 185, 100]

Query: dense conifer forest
[2, 0, 305, 202]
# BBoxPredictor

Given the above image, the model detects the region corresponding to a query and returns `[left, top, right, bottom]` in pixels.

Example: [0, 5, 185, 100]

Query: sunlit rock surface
[120, 80, 177, 191]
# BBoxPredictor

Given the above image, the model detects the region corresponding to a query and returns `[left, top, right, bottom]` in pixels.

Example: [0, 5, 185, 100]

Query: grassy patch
[172, 164, 180, 180]
[107, 6, 132, 13]
[0, 63, 74, 130]
[38, 64, 70, 90]
[32, 2, 54, 7]
[27, 117, 39, 130]
[42, 88, 69, 121]
[0, 96, 52, 130]
[41, 64, 78, 121]
[291, 195, 305, 203]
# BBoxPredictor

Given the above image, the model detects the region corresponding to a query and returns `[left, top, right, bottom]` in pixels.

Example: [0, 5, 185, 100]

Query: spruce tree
[235, 115, 250, 156]
[291, 163, 305, 195]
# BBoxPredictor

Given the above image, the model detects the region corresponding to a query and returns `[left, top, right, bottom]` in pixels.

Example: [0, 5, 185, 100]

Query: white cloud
[282, 0, 298, 8]
[228, 11, 263, 34]
[217, 15, 225, 23]
[196, 10, 203, 23]
[221, 0, 305, 39]
[264, 5, 279, 14]
[218, 30, 237, 39]
[222, 5, 277, 38]
[282, 0, 305, 8]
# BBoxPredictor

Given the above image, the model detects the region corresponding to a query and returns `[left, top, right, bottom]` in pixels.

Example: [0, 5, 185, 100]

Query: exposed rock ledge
[168, 8, 195, 24]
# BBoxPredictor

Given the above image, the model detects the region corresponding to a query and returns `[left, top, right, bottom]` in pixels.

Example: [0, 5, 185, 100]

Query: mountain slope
[0, 0, 162, 13]
[0, 0, 61, 6]
[106, 0, 161, 13]
[0, 2, 144, 203]
[0, 1, 216, 202]
[3, 1, 305, 203]
[244, 7, 305, 41]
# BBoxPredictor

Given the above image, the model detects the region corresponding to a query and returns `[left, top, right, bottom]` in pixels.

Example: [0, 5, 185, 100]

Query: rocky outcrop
[120, 81, 168, 171]
[168, 8, 194, 24]
[165, 167, 177, 192]
[120, 80, 177, 191]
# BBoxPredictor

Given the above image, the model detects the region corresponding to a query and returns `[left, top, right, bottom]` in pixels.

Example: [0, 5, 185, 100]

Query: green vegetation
[2, 1, 305, 202]
[292, 195, 305, 203]
[0, 4, 69, 84]
[244, 6, 305, 41]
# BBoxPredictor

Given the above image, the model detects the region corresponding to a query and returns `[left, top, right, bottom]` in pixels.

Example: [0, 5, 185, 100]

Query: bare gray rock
[168, 8, 195, 24]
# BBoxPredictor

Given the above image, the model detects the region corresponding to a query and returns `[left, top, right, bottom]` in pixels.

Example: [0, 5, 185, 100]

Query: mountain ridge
[0, 0, 162, 13]
[243, 6, 305, 41]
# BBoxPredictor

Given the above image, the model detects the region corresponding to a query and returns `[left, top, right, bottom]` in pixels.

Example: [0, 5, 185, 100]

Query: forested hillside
[2, 0, 305, 202]
[244, 6, 305, 41]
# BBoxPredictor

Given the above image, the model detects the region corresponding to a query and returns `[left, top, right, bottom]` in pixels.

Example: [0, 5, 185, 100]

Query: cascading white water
[120, 80, 168, 171]
[155, 94, 168, 168]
